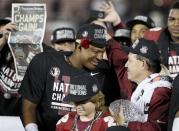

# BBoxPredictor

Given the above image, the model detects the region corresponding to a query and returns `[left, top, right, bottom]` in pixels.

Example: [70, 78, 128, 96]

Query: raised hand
[99, 1, 121, 26]
[0, 23, 16, 51]
[1, 23, 16, 40]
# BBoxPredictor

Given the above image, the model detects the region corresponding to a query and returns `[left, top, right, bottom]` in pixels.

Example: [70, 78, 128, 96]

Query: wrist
[25, 123, 38, 131]
[113, 17, 121, 26]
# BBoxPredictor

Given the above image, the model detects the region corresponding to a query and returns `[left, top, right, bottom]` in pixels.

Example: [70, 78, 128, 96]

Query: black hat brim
[52, 39, 75, 44]
[0, 19, 11, 25]
[63, 94, 92, 103]
[90, 40, 107, 48]
[114, 37, 131, 43]
[126, 20, 152, 29]
[122, 45, 138, 55]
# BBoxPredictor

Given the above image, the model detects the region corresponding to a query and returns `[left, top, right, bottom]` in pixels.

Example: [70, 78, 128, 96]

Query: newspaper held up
[8, 3, 47, 79]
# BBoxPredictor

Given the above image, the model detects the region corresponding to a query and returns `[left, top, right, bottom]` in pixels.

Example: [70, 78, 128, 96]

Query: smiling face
[125, 53, 144, 83]
[131, 24, 149, 44]
[80, 44, 105, 70]
[168, 9, 179, 42]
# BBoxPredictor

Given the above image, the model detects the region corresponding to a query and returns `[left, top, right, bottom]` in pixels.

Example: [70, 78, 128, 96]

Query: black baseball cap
[64, 74, 100, 102]
[106, 126, 130, 131]
[114, 28, 131, 42]
[126, 15, 155, 29]
[51, 27, 75, 44]
[123, 38, 161, 62]
[0, 17, 11, 26]
[76, 24, 107, 48]
[171, 1, 179, 9]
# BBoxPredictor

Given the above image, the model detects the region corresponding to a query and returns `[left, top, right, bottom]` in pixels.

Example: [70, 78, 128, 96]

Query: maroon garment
[143, 28, 164, 42]
[77, 119, 91, 131]
[106, 39, 134, 100]
[113, 22, 126, 32]
[128, 87, 171, 131]
[56, 111, 115, 131]
[106, 39, 172, 131]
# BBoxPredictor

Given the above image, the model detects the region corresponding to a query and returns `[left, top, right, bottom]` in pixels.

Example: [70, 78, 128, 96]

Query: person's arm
[22, 99, 38, 131]
[172, 111, 179, 131]
[106, 39, 133, 99]
[19, 54, 46, 131]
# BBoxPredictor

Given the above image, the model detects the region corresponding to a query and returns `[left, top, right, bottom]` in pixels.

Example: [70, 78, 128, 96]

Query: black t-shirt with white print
[19, 51, 104, 131]
[168, 42, 179, 79]
[0, 45, 22, 116]
[0, 44, 54, 116]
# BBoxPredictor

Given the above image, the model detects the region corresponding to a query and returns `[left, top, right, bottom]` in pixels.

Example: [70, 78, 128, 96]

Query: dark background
[0, 0, 174, 45]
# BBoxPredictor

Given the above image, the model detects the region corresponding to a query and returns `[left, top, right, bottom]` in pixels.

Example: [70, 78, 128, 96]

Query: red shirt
[56, 111, 116, 131]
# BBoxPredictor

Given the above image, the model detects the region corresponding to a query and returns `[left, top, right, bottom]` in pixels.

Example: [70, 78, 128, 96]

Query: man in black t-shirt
[19, 23, 108, 131]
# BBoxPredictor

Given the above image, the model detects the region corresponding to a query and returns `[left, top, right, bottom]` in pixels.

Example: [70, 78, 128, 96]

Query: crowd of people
[0, 1, 179, 131]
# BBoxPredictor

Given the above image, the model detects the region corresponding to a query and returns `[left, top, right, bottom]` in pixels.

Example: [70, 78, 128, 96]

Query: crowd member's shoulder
[143, 27, 164, 42]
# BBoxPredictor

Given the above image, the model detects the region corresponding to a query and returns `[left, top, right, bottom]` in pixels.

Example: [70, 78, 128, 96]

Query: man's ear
[75, 39, 81, 50]
[142, 60, 149, 70]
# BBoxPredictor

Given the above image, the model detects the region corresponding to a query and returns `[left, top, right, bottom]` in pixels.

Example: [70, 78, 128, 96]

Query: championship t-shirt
[168, 42, 179, 79]
[19, 51, 104, 131]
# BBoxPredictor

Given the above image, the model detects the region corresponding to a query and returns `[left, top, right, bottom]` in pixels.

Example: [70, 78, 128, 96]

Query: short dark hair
[171, 1, 179, 9]
[136, 54, 161, 73]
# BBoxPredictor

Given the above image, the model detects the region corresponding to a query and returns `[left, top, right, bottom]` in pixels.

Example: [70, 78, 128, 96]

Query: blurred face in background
[168, 9, 179, 42]
[53, 41, 75, 52]
[131, 24, 149, 44]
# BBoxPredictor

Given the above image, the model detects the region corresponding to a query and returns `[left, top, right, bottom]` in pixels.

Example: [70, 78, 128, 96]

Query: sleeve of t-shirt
[19, 54, 46, 104]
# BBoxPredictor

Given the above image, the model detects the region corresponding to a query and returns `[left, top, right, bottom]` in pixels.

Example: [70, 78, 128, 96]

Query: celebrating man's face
[168, 9, 179, 41]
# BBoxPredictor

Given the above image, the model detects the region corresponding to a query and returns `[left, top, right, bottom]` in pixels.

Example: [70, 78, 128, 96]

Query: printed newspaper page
[8, 3, 47, 79]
